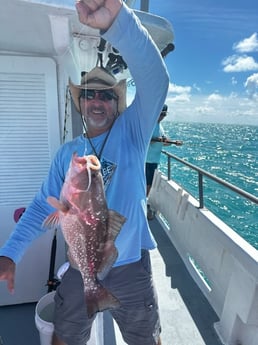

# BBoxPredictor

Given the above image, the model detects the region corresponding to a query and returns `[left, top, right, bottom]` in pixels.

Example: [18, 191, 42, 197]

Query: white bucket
[35, 291, 55, 345]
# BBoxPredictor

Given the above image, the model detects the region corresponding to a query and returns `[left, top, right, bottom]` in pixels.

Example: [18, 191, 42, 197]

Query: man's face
[79, 89, 118, 136]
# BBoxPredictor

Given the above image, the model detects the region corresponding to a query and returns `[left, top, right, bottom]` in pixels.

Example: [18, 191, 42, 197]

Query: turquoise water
[160, 122, 258, 249]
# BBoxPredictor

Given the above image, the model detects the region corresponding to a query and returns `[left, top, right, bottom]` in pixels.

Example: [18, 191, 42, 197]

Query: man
[0, 1, 169, 344]
[146, 104, 172, 208]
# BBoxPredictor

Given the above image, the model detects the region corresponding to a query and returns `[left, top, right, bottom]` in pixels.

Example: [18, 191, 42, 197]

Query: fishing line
[83, 138, 88, 156]
[85, 157, 92, 191]
[58, 4, 121, 156]
[56, 7, 99, 141]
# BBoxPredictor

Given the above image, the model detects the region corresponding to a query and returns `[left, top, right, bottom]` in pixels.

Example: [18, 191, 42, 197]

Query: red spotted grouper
[43, 153, 126, 316]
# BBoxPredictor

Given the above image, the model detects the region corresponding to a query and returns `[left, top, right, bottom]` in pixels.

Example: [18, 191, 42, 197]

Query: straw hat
[69, 67, 127, 114]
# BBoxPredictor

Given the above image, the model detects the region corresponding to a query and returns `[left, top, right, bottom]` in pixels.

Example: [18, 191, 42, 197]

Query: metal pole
[167, 156, 171, 180]
[140, 0, 149, 12]
[198, 172, 204, 208]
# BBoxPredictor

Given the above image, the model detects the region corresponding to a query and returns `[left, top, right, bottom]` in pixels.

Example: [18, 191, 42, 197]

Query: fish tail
[86, 283, 120, 317]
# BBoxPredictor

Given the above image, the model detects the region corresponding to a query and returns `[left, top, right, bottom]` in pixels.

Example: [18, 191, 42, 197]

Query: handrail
[162, 150, 258, 209]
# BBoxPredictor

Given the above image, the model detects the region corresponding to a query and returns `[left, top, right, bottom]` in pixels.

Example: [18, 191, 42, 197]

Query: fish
[43, 153, 126, 317]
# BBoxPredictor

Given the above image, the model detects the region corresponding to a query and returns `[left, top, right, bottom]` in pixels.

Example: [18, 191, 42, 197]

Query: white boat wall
[1, 1, 258, 345]
[148, 167, 258, 345]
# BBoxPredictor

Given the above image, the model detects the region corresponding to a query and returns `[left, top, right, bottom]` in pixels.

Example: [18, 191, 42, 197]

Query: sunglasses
[80, 89, 118, 102]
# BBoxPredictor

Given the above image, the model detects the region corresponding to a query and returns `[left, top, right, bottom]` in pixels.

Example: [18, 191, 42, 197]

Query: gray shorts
[54, 250, 161, 345]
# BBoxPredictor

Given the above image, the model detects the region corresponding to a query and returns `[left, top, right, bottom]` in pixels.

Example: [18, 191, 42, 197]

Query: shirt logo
[100, 157, 117, 191]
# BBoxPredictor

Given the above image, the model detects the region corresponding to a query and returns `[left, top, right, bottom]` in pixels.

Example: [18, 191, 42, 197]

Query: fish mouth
[72, 154, 101, 191]
[86, 155, 101, 171]
[73, 154, 100, 171]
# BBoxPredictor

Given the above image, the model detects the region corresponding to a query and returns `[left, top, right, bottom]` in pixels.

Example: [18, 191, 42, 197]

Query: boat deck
[0, 218, 223, 345]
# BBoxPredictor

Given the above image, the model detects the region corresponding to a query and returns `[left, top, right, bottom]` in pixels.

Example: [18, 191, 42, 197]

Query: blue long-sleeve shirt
[146, 122, 166, 163]
[0, 4, 169, 266]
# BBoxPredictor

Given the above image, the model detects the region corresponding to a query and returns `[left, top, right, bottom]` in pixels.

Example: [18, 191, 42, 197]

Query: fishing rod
[47, 229, 60, 292]
[151, 137, 183, 146]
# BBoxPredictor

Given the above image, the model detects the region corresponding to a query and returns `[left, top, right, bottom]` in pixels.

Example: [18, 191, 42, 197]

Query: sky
[131, 0, 258, 125]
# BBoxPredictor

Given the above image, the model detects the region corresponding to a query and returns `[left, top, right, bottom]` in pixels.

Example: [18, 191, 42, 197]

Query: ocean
[159, 122, 258, 250]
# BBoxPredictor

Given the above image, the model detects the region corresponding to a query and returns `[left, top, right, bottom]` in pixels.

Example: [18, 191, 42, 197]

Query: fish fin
[107, 209, 126, 241]
[96, 210, 126, 280]
[47, 196, 69, 212]
[97, 240, 118, 281]
[42, 196, 70, 229]
[42, 211, 60, 229]
[86, 283, 120, 317]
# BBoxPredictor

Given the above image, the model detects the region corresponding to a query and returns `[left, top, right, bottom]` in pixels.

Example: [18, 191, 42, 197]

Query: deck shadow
[0, 302, 40, 345]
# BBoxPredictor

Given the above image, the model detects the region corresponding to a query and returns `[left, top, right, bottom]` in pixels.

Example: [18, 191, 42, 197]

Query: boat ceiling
[1, 0, 174, 58]
[1, 0, 76, 56]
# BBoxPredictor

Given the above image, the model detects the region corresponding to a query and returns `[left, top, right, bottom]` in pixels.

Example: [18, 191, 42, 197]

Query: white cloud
[170, 93, 191, 103]
[166, 91, 258, 125]
[231, 77, 237, 85]
[207, 93, 224, 102]
[167, 82, 192, 103]
[244, 73, 258, 98]
[222, 34, 258, 74]
[165, 33, 258, 124]
[222, 55, 258, 72]
[195, 106, 215, 114]
[233, 33, 258, 53]
[169, 83, 191, 94]
[193, 83, 201, 92]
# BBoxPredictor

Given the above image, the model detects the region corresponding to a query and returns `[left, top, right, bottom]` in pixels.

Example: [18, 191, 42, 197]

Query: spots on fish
[44, 153, 126, 317]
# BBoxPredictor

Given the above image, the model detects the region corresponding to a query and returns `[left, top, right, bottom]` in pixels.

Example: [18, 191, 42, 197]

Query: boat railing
[149, 150, 258, 345]
[162, 150, 258, 208]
